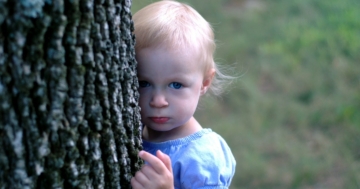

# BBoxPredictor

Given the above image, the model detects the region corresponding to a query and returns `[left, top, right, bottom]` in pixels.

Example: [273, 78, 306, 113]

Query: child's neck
[143, 117, 203, 143]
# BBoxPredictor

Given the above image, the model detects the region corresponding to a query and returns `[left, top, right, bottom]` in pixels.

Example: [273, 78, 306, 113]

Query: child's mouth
[150, 117, 169, 124]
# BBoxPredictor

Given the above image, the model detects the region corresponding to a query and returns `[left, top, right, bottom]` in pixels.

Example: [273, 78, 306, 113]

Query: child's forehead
[148, 38, 195, 52]
[137, 45, 210, 74]
[138, 45, 196, 60]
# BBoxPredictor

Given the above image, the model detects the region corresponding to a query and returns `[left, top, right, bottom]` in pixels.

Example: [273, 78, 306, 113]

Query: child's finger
[134, 167, 150, 183]
[131, 177, 144, 189]
[138, 150, 167, 174]
[156, 150, 172, 173]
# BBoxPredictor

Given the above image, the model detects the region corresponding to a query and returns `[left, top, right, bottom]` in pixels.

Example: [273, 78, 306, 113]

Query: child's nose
[150, 91, 169, 108]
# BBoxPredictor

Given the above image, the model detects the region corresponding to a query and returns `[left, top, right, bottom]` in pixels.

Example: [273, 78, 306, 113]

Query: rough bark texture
[0, 0, 142, 188]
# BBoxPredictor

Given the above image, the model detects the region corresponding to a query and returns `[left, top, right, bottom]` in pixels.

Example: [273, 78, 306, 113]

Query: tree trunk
[0, 0, 142, 188]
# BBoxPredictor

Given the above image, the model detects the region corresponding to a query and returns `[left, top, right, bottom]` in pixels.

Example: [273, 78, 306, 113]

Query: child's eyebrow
[136, 72, 150, 79]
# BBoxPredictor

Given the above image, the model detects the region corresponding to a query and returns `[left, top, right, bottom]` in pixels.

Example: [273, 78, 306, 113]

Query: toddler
[131, 1, 236, 189]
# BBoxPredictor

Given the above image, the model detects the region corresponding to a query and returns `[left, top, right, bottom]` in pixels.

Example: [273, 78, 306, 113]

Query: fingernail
[157, 150, 163, 155]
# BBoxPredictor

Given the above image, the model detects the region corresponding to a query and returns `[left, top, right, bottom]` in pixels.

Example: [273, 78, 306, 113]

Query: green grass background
[131, 0, 360, 188]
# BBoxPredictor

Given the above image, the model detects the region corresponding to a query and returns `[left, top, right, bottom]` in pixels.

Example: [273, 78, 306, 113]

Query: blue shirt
[143, 128, 236, 189]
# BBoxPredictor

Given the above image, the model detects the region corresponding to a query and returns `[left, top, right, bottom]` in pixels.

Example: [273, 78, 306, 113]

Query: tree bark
[0, 0, 142, 188]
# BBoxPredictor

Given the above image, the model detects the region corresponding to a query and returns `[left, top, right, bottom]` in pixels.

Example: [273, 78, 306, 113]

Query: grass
[131, 0, 360, 188]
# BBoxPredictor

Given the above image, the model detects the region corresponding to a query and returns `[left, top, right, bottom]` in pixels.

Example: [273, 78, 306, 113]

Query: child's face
[136, 46, 209, 134]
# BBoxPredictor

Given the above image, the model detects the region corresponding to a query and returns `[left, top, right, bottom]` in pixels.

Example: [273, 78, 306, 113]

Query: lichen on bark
[0, 0, 142, 188]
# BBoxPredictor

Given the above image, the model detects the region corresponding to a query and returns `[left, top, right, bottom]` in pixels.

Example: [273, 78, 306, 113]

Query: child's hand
[131, 150, 174, 189]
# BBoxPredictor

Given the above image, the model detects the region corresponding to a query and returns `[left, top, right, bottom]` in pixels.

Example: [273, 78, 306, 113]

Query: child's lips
[150, 117, 169, 124]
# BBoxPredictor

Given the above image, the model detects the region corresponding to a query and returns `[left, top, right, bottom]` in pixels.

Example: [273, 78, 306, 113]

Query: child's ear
[201, 68, 215, 95]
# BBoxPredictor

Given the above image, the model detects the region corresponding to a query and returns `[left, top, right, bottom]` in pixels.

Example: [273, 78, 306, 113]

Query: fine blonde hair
[133, 0, 231, 95]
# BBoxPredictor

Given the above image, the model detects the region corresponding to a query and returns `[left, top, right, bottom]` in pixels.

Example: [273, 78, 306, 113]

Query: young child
[131, 1, 236, 188]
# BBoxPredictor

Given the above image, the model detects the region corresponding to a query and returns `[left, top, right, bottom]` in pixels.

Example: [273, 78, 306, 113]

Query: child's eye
[169, 82, 182, 89]
[139, 81, 150, 87]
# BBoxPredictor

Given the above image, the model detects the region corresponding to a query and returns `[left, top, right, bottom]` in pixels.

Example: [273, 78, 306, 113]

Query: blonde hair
[133, 0, 231, 95]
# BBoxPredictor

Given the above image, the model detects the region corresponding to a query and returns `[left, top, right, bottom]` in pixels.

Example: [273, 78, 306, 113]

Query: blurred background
[131, 0, 360, 188]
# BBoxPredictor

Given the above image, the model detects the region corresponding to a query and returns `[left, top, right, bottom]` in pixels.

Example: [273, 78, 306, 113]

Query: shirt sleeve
[173, 133, 236, 189]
